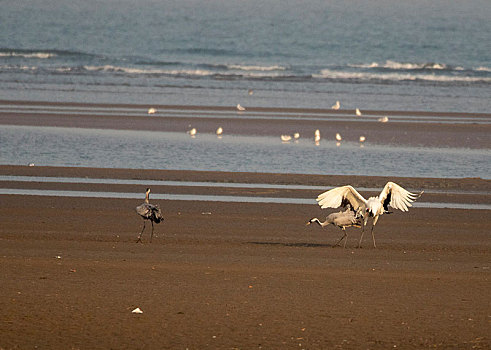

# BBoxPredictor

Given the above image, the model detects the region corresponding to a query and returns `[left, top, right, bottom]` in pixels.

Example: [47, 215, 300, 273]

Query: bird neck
[312, 218, 329, 227]
[145, 191, 150, 203]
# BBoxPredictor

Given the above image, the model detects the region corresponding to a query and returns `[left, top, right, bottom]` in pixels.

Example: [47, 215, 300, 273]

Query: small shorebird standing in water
[135, 188, 163, 243]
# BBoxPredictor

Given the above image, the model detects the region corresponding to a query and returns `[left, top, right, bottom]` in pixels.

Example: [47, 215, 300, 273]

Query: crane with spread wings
[315, 182, 424, 248]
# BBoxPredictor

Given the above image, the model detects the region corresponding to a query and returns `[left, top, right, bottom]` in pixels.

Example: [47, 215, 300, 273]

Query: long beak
[305, 221, 311, 226]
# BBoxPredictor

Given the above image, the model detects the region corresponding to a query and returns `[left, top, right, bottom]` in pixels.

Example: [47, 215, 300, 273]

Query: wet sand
[1, 165, 490, 349]
[1, 100, 490, 149]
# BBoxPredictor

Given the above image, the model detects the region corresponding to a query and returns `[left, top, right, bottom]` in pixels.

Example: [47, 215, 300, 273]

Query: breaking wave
[347, 60, 490, 74]
[314, 68, 491, 83]
[0, 51, 56, 59]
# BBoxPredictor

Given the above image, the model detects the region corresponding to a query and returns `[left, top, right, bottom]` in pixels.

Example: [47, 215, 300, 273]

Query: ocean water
[0, 0, 490, 112]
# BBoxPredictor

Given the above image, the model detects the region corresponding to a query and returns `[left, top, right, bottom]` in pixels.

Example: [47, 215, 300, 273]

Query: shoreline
[1, 100, 490, 150]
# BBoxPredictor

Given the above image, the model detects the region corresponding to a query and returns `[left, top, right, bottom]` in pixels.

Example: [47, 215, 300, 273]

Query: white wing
[379, 182, 423, 212]
[316, 185, 367, 212]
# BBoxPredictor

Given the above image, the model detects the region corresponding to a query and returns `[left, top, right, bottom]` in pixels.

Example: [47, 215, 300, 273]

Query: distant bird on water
[355, 108, 362, 116]
[378, 116, 389, 123]
[316, 182, 423, 248]
[331, 100, 340, 110]
[147, 107, 157, 115]
[335, 133, 342, 141]
[237, 104, 246, 111]
[135, 188, 163, 243]
[306, 209, 362, 248]
[216, 127, 223, 136]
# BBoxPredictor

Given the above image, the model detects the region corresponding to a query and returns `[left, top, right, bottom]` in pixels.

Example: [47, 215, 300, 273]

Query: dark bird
[135, 188, 163, 243]
[306, 208, 363, 248]
[316, 182, 424, 248]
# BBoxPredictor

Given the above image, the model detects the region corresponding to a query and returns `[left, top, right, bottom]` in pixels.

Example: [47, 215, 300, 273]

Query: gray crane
[306, 208, 363, 248]
[316, 182, 423, 248]
[135, 188, 163, 243]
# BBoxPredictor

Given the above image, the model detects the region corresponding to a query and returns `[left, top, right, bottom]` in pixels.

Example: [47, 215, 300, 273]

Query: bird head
[306, 218, 318, 226]
[146, 188, 151, 193]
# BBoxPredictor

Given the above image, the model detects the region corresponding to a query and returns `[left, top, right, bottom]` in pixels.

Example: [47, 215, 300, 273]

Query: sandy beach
[1, 163, 490, 349]
[2, 0, 490, 347]
[1, 100, 490, 349]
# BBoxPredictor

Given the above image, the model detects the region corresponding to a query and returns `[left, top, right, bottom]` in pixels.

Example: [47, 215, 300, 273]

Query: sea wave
[2, 61, 489, 85]
[83, 65, 214, 76]
[348, 60, 469, 72]
[226, 64, 287, 71]
[314, 69, 491, 83]
[0, 51, 56, 59]
[0, 48, 101, 60]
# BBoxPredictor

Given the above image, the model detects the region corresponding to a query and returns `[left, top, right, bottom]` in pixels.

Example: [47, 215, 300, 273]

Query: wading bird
[306, 209, 363, 248]
[316, 182, 423, 248]
[331, 100, 340, 110]
[135, 188, 163, 243]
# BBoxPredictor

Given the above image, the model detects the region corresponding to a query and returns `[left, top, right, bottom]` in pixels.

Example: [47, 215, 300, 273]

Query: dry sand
[0, 165, 490, 349]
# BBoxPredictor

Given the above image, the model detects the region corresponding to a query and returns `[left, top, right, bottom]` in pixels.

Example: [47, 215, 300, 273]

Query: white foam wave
[83, 65, 214, 76]
[0, 52, 56, 59]
[227, 64, 286, 71]
[476, 66, 491, 72]
[315, 69, 491, 83]
[349, 60, 448, 70]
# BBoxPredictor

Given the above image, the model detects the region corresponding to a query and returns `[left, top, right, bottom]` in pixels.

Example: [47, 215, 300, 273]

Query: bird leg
[335, 228, 348, 248]
[371, 224, 377, 248]
[136, 221, 146, 243]
[358, 219, 366, 248]
[371, 216, 380, 248]
[150, 221, 154, 242]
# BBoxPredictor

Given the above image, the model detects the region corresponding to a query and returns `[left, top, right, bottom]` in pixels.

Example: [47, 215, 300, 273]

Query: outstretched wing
[316, 185, 367, 213]
[379, 182, 423, 212]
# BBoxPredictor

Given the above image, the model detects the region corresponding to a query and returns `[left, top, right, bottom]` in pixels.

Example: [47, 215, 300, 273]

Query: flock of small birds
[146, 96, 389, 145]
[279, 100, 390, 146]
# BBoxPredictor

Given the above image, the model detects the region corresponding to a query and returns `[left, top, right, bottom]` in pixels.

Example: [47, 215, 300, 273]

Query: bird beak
[305, 221, 311, 226]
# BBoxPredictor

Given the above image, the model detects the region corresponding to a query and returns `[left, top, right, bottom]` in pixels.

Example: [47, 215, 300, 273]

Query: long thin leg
[150, 221, 154, 242]
[358, 218, 367, 248]
[335, 228, 347, 248]
[371, 224, 377, 248]
[137, 220, 146, 243]
[371, 215, 380, 248]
